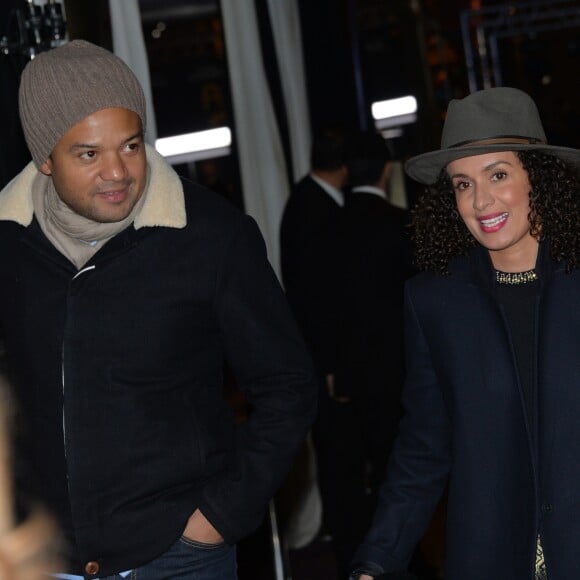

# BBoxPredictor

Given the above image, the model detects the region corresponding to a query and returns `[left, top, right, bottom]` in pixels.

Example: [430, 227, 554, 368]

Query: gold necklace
[495, 269, 538, 285]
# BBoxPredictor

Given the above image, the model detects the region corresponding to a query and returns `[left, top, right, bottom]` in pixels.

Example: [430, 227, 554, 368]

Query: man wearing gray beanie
[0, 39, 316, 579]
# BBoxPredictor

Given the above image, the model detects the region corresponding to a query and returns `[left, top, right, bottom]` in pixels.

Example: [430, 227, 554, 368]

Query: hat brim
[405, 143, 580, 185]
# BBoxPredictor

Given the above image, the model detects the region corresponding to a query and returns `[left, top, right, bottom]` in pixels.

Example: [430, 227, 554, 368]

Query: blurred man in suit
[280, 128, 348, 396]
[279, 129, 350, 576]
[330, 132, 416, 576]
[341, 131, 415, 489]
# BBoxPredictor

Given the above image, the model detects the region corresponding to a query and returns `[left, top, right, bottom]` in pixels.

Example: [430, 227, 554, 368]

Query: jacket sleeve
[197, 214, 317, 543]
[351, 282, 452, 573]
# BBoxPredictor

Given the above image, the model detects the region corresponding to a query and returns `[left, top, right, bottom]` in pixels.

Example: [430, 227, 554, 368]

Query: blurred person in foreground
[0, 39, 316, 579]
[350, 87, 580, 580]
[0, 377, 62, 579]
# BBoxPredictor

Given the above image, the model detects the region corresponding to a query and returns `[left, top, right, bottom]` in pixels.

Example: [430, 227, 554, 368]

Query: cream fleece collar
[0, 144, 186, 230]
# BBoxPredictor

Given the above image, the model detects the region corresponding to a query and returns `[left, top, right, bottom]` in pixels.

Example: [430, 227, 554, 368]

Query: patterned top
[536, 534, 548, 579]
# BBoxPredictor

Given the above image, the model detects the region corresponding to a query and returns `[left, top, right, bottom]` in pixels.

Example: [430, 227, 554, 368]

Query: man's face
[40, 107, 147, 223]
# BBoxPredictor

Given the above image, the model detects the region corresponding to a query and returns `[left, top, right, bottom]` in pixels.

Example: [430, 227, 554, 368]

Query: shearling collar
[0, 144, 186, 230]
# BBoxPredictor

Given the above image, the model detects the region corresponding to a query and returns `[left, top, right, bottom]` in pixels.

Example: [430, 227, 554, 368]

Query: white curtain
[108, 0, 158, 146]
[265, 0, 311, 182]
[221, 2, 321, 550]
[220, 0, 291, 280]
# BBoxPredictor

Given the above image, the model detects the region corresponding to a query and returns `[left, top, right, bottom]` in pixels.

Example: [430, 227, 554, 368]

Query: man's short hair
[347, 131, 392, 187]
[310, 129, 347, 171]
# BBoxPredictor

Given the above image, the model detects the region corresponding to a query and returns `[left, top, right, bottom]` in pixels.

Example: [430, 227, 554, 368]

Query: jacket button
[542, 503, 553, 513]
[85, 561, 100, 575]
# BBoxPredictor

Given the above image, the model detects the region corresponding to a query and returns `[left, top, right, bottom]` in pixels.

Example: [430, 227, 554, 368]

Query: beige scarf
[31, 171, 148, 270]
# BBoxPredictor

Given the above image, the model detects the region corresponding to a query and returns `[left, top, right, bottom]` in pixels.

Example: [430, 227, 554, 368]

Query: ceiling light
[155, 127, 232, 164]
[371, 96, 418, 129]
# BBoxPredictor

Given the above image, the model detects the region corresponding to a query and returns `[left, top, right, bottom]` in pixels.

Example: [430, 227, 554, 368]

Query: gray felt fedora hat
[405, 86, 580, 185]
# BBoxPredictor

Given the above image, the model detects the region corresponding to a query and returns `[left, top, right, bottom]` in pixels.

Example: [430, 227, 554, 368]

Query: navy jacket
[0, 150, 316, 576]
[353, 242, 580, 580]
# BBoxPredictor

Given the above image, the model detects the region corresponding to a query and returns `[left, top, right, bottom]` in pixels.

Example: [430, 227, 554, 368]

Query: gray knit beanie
[19, 39, 147, 168]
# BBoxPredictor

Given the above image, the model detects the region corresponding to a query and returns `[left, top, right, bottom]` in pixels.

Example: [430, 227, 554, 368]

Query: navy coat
[353, 242, 580, 579]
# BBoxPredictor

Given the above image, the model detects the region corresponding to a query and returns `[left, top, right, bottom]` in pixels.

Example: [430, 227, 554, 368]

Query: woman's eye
[80, 151, 96, 160]
[453, 180, 470, 191]
[492, 171, 507, 181]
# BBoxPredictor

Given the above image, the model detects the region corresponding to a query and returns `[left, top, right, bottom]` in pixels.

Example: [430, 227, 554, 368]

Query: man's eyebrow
[124, 131, 143, 143]
[69, 141, 99, 151]
[68, 132, 143, 152]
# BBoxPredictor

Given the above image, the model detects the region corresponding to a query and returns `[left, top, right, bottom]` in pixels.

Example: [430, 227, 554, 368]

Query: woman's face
[448, 151, 539, 271]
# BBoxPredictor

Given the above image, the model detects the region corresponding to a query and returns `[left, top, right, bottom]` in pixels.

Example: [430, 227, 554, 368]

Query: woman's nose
[473, 186, 494, 211]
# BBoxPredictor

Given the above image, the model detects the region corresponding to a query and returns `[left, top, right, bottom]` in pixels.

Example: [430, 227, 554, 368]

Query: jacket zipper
[63, 266, 96, 470]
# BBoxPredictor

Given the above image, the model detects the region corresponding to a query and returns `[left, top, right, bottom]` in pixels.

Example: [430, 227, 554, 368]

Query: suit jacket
[353, 242, 580, 580]
[280, 175, 343, 375]
[337, 191, 415, 402]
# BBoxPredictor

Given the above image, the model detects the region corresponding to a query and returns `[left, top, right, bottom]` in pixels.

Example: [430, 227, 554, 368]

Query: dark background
[1, 1, 579, 577]
[1, 0, 580, 204]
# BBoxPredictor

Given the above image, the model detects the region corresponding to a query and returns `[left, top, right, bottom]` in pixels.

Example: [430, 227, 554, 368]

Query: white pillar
[220, 0, 292, 279]
[108, 0, 158, 146]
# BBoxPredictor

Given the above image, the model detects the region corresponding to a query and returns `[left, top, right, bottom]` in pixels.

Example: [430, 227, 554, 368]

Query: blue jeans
[98, 536, 237, 580]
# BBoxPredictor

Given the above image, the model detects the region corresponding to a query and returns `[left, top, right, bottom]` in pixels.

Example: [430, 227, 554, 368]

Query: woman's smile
[478, 211, 509, 233]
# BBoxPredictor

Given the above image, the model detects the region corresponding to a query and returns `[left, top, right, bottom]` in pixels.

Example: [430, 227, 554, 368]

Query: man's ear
[339, 164, 349, 188]
[382, 161, 393, 182]
[39, 159, 52, 176]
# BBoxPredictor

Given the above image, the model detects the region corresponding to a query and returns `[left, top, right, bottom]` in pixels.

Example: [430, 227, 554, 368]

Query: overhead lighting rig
[1, 0, 67, 63]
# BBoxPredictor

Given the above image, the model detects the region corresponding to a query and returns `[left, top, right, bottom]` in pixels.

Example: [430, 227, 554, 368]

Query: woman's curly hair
[411, 150, 580, 274]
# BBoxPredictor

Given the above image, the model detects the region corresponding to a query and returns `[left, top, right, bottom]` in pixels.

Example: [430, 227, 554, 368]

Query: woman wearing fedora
[349, 86, 580, 580]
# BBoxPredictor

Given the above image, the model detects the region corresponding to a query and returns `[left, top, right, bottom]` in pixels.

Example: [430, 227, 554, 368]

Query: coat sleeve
[197, 214, 317, 543]
[351, 282, 452, 573]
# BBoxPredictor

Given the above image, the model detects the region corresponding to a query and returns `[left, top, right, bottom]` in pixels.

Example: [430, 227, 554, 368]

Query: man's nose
[100, 153, 127, 181]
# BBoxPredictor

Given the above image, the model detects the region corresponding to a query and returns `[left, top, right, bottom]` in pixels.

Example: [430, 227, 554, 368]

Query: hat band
[450, 136, 546, 149]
